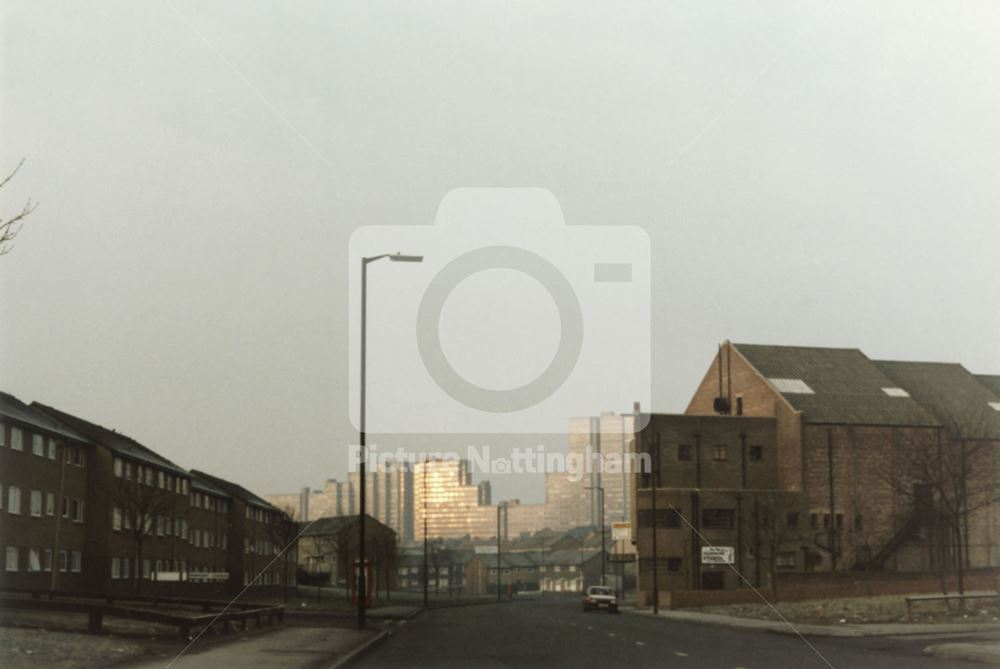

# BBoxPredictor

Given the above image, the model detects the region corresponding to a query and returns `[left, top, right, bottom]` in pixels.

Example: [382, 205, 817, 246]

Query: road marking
[675, 651, 689, 657]
[635, 641, 645, 646]
[608, 632, 616, 637]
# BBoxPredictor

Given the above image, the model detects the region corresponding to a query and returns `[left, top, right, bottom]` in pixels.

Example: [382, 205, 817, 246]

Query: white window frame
[30, 490, 42, 517]
[46, 492, 55, 516]
[5, 546, 19, 571]
[28, 548, 41, 572]
[47, 440, 57, 459]
[8, 486, 21, 514]
[11, 427, 23, 451]
[71, 551, 81, 573]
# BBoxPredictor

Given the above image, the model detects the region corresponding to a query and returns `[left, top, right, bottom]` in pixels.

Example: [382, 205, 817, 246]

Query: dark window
[776, 552, 796, 570]
[749, 446, 763, 462]
[666, 557, 683, 572]
[701, 508, 735, 529]
[638, 508, 682, 528]
[736, 397, 744, 416]
[678, 444, 692, 461]
[786, 512, 799, 529]
[822, 514, 831, 529]
[702, 571, 725, 590]
[713, 445, 727, 461]
[810, 513, 819, 529]
[835, 513, 844, 530]
[854, 514, 864, 531]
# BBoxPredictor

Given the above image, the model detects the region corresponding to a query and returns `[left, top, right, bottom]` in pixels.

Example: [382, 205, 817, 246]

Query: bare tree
[876, 410, 1000, 604]
[1, 159, 37, 256]
[113, 470, 179, 595]
[742, 492, 805, 594]
[268, 505, 300, 602]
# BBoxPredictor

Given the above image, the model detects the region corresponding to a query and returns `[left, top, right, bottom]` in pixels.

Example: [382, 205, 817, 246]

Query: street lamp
[586, 486, 606, 586]
[358, 252, 422, 631]
[496, 502, 506, 602]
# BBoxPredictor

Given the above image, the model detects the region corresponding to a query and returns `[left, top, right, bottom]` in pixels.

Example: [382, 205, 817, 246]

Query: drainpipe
[50, 441, 67, 591]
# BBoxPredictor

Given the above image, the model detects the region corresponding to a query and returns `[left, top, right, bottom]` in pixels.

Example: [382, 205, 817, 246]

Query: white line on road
[675, 651, 689, 657]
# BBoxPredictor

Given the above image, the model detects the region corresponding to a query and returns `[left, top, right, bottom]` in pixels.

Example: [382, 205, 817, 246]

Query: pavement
[354, 595, 997, 668]
[924, 641, 1000, 665]
[122, 623, 390, 669]
[624, 605, 1000, 638]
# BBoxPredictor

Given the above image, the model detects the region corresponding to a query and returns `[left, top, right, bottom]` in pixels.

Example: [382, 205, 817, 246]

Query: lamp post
[423, 456, 429, 608]
[651, 432, 660, 615]
[586, 486, 606, 586]
[496, 502, 505, 602]
[358, 252, 422, 631]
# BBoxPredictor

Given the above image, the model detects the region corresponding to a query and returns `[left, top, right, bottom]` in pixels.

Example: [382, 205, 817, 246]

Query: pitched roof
[733, 344, 939, 427]
[976, 375, 1000, 397]
[32, 401, 189, 474]
[875, 361, 1000, 440]
[190, 472, 231, 499]
[297, 514, 394, 537]
[190, 469, 277, 510]
[0, 392, 91, 443]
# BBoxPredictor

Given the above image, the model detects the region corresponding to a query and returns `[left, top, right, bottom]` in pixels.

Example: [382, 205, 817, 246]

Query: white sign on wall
[701, 546, 735, 565]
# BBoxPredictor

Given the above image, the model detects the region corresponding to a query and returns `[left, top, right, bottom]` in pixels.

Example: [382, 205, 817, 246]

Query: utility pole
[651, 432, 660, 615]
[586, 486, 606, 586]
[423, 457, 429, 608]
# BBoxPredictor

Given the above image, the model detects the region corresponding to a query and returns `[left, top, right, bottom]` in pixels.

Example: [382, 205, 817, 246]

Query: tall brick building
[634, 342, 1000, 603]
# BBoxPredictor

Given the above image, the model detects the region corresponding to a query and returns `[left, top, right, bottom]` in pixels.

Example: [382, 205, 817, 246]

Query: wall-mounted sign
[701, 546, 734, 565]
[611, 522, 631, 542]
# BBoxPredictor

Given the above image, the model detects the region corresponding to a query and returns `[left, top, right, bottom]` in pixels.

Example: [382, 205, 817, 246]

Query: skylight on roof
[768, 378, 815, 394]
[990, 402, 1000, 412]
[882, 387, 911, 398]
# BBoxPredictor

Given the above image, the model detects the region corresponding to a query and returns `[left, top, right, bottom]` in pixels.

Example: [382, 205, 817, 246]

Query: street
[358, 596, 990, 668]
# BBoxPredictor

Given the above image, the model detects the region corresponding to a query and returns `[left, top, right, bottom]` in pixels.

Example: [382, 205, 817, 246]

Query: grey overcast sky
[2, 1, 998, 503]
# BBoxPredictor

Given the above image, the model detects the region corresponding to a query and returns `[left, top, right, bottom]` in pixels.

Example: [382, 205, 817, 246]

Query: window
[143, 559, 151, 578]
[786, 512, 799, 529]
[701, 508, 735, 529]
[882, 387, 910, 398]
[736, 396, 744, 416]
[114, 458, 123, 477]
[5, 546, 19, 571]
[47, 440, 57, 459]
[125, 461, 133, 480]
[158, 471, 165, 489]
[111, 557, 121, 579]
[0, 422, 5, 446]
[713, 445, 727, 461]
[145, 468, 154, 486]
[666, 557, 683, 572]
[810, 513, 819, 529]
[638, 508, 682, 528]
[122, 557, 130, 579]
[32, 434, 44, 456]
[749, 446, 763, 462]
[854, 514, 864, 531]
[46, 492, 55, 516]
[112, 507, 122, 531]
[58, 550, 68, 573]
[677, 444, 692, 461]
[30, 490, 42, 516]
[8, 486, 21, 514]
[822, 513, 831, 529]
[43, 549, 52, 572]
[768, 378, 815, 394]
[990, 402, 1000, 412]
[28, 548, 41, 572]
[11, 427, 23, 451]
[776, 552, 796, 569]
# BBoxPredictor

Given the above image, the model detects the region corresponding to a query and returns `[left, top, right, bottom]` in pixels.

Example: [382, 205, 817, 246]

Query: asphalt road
[357, 596, 988, 668]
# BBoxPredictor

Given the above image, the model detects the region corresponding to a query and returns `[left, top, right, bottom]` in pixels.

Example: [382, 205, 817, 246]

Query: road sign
[611, 522, 631, 542]
[701, 546, 734, 565]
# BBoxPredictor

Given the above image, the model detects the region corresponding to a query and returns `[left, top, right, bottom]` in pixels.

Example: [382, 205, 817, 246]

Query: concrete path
[125, 626, 379, 669]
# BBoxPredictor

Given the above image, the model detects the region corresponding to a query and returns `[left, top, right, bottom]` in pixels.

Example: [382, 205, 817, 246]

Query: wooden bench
[904, 592, 1000, 619]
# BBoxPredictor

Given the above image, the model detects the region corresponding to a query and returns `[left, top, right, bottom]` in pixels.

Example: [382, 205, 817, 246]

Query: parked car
[582, 585, 618, 613]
